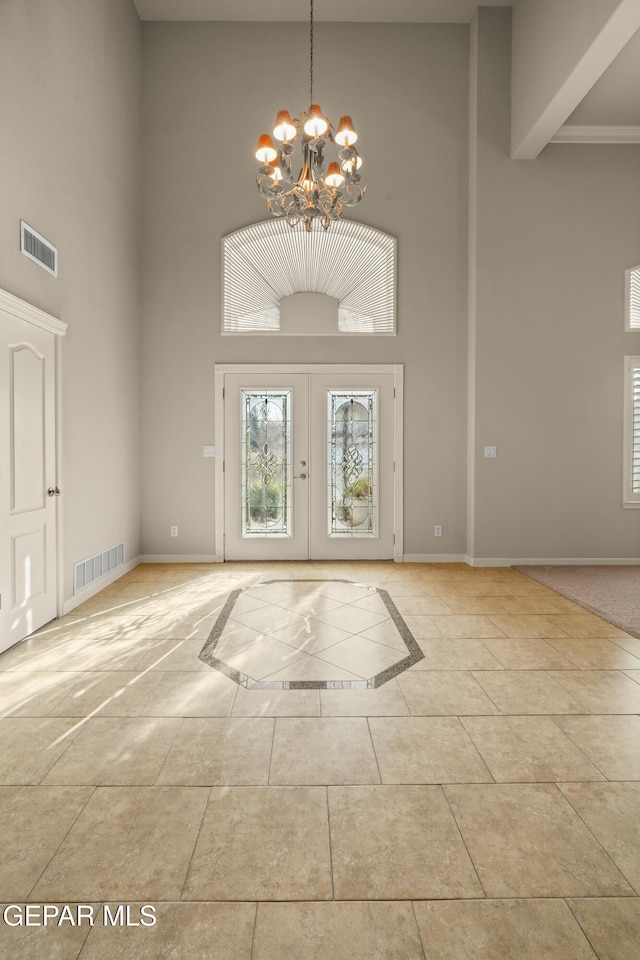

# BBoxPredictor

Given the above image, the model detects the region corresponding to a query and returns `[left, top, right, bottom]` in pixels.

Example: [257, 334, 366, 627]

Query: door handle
[293, 473, 307, 480]
[47, 487, 61, 497]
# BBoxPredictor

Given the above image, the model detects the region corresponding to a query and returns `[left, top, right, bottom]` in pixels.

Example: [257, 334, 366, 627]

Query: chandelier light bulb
[273, 110, 297, 142]
[334, 116, 358, 147]
[255, 134, 278, 164]
[303, 104, 329, 138]
[324, 162, 345, 188]
[341, 154, 363, 174]
[298, 164, 316, 193]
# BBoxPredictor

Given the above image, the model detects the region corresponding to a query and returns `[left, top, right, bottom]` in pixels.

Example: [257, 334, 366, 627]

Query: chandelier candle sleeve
[254, 0, 365, 231]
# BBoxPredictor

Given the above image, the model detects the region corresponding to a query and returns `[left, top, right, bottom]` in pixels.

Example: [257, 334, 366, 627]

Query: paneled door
[221, 366, 400, 561]
[0, 309, 59, 654]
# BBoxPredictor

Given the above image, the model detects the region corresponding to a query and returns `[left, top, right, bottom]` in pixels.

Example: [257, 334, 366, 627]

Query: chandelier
[254, 0, 365, 232]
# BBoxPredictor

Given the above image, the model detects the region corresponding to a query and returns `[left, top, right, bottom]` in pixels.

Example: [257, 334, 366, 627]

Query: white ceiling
[132, 0, 512, 23]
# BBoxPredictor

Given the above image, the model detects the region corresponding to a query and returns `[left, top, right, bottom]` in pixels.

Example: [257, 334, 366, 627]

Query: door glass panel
[327, 390, 377, 537]
[242, 390, 291, 536]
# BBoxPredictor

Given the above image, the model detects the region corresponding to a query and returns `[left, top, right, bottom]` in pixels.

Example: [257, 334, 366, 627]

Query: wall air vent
[20, 221, 57, 276]
[73, 541, 125, 595]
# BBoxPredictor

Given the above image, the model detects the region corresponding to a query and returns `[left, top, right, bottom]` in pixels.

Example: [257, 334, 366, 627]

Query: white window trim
[625, 265, 640, 332]
[623, 355, 640, 508]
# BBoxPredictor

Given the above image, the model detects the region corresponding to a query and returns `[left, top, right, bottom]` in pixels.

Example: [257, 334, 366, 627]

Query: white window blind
[626, 266, 640, 331]
[624, 356, 640, 506]
[222, 219, 396, 336]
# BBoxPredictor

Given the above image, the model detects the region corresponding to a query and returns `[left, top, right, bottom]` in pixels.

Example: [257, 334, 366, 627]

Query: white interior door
[222, 366, 399, 561]
[0, 313, 58, 654]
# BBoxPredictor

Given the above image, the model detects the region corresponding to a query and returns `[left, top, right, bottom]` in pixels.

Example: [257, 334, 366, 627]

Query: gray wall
[0, 0, 142, 598]
[140, 22, 470, 558]
[2, 4, 636, 576]
[141, 16, 639, 562]
[471, 8, 640, 560]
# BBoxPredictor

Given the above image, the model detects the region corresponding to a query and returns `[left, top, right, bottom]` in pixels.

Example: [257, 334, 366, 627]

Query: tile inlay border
[198, 580, 424, 689]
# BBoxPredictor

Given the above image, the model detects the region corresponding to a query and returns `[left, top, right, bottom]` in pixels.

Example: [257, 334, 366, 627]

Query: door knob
[47, 487, 61, 497]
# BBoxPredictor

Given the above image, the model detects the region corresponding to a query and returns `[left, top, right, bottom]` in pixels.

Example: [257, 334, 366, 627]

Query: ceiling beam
[511, 0, 640, 160]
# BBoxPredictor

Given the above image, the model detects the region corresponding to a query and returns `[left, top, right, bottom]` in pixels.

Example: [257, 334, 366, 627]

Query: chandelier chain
[309, 0, 314, 105]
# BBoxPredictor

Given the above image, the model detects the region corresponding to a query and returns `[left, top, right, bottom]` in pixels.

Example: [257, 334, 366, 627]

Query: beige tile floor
[1, 561, 639, 959]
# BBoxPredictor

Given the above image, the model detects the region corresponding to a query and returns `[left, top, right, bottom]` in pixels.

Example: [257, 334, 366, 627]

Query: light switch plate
[203, 445, 215, 458]
[484, 446, 497, 458]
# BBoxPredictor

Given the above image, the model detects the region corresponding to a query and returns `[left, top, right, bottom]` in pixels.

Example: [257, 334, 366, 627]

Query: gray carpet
[515, 565, 640, 639]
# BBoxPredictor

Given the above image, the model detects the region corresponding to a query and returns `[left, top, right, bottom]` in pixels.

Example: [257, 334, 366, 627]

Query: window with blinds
[624, 356, 640, 506]
[626, 266, 640, 331]
[222, 219, 396, 336]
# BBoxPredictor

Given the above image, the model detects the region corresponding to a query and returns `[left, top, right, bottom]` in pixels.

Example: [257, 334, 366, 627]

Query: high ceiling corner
[511, 0, 640, 159]
[132, 0, 640, 155]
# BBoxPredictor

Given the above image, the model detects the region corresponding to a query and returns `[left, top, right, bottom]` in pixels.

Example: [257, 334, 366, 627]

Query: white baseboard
[467, 556, 640, 567]
[62, 555, 142, 615]
[138, 554, 221, 563]
[403, 554, 640, 568]
[402, 554, 467, 563]
[465, 556, 510, 567]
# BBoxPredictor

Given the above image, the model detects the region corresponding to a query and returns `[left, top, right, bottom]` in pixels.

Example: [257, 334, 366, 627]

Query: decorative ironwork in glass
[242, 391, 291, 536]
[328, 390, 377, 537]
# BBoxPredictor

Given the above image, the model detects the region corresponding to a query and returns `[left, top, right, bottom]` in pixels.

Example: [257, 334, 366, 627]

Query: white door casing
[0, 290, 66, 655]
[217, 364, 403, 562]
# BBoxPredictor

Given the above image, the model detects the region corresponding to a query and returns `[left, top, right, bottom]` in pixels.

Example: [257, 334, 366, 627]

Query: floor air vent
[74, 542, 125, 595]
[20, 221, 58, 276]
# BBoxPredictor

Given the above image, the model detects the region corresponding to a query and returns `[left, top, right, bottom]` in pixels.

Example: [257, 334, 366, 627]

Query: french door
[219, 365, 401, 561]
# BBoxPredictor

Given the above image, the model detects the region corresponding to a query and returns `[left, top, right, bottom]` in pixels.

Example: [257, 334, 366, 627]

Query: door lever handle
[293, 473, 307, 480]
[47, 487, 61, 497]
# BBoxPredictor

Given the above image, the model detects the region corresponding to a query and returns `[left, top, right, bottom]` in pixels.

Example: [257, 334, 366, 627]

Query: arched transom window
[222, 219, 396, 336]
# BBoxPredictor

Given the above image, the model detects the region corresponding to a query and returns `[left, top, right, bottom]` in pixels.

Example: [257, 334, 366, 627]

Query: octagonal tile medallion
[199, 580, 424, 689]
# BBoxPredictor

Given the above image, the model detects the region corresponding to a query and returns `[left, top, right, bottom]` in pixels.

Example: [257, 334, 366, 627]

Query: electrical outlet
[170, 526, 178, 537]
[434, 525, 442, 537]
